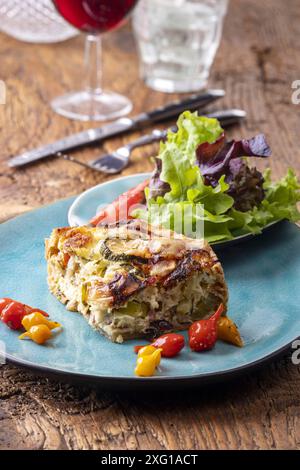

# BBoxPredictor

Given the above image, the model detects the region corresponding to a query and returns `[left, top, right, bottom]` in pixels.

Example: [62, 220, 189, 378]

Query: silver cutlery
[8, 89, 225, 168]
[56, 109, 246, 174]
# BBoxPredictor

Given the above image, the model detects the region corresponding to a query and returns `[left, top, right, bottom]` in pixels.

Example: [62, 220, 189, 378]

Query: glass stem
[84, 34, 102, 95]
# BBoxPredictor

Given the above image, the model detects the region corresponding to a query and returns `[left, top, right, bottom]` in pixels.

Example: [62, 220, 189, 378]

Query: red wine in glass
[53, 0, 138, 33]
[51, 0, 139, 121]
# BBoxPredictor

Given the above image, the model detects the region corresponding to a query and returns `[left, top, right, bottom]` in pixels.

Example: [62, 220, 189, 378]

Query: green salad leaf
[159, 111, 223, 201]
[133, 112, 300, 242]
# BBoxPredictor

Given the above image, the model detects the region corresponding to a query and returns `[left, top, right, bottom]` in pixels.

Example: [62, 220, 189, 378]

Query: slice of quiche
[45, 220, 228, 343]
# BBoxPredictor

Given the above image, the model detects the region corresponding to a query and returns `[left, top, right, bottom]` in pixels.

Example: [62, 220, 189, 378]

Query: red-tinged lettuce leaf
[133, 168, 300, 243]
[194, 132, 225, 163]
[148, 112, 224, 201]
[196, 134, 271, 212]
[196, 134, 271, 177]
[226, 160, 266, 212]
[136, 111, 300, 243]
[148, 158, 171, 200]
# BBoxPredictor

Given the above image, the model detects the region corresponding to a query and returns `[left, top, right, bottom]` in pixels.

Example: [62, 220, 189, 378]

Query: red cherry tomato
[0, 298, 12, 315]
[24, 305, 49, 318]
[1, 301, 27, 330]
[152, 333, 185, 358]
[0, 298, 49, 330]
[134, 333, 185, 358]
[189, 304, 224, 352]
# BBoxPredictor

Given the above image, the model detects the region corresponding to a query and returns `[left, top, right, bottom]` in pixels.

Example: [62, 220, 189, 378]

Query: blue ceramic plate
[68, 173, 280, 249]
[0, 191, 300, 387]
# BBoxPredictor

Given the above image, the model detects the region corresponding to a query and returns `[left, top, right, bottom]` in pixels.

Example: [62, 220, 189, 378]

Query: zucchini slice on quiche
[45, 220, 228, 343]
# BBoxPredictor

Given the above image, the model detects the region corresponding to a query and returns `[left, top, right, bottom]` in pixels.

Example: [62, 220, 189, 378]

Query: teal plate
[0, 183, 300, 388]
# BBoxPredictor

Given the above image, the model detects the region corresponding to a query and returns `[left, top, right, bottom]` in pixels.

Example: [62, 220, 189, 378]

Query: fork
[56, 109, 246, 174]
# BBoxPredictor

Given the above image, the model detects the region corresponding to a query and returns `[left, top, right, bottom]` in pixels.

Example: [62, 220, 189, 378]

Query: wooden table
[0, 0, 300, 450]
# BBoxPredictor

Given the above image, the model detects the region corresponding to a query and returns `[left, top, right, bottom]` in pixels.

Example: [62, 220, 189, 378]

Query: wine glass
[52, 0, 139, 121]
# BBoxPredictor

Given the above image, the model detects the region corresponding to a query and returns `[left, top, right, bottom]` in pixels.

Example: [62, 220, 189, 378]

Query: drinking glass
[52, 0, 139, 121]
[133, 0, 228, 93]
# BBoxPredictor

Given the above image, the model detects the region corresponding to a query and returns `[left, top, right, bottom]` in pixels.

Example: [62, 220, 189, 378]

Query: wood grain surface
[0, 0, 300, 450]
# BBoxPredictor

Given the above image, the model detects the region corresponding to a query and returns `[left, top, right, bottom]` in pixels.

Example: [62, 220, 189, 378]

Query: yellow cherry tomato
[137, 345, 162, 366]
[217, 316, 243, 347]
[135, 348, 162, 377]
[19, 324, 52, 345]
[21, 312, 61, 332]
[135, 356, 157, 377]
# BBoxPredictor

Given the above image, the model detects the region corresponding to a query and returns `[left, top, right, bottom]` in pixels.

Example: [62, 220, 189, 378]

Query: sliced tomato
[90, 179, 149, 226]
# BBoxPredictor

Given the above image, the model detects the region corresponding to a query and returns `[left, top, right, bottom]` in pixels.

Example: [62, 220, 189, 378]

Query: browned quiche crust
[46, 220, 228, 343]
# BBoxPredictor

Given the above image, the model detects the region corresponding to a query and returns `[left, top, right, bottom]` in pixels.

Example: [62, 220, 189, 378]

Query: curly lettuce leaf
[135, 110, 300, 242]
[220, 169, 300, 240]
[134, 169, 300, 242]
[260, 168, 300, 222]
[186, 175, 234, 215]
[158, 142, 200, 201]
[169, 110, 224, 156]
[157, 112, 223, 201]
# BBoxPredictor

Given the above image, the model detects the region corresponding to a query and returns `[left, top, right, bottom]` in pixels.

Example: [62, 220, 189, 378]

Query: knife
[8, 89, 224, 168]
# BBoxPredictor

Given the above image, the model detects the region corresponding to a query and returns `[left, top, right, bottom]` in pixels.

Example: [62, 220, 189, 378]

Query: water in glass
[133, 0, 228, 93]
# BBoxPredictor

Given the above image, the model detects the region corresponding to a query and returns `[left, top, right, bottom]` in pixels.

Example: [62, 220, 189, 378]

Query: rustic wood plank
[0, 0, 300, 450]
[1, 356, 300, 450]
